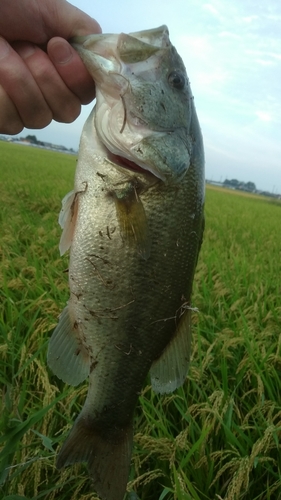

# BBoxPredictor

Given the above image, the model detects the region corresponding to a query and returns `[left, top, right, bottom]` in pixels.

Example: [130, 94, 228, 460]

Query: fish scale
[47, 25, 204, 500]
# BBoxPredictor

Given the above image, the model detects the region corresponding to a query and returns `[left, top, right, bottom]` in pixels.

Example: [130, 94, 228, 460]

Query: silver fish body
[48, 25, 205, 500]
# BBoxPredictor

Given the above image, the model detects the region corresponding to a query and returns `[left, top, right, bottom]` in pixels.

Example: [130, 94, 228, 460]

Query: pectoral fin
[114, 186, 151, 260]
[150, 307, 192, 394]
[58, 190, 78, 256]
[47, 306, 90, 386]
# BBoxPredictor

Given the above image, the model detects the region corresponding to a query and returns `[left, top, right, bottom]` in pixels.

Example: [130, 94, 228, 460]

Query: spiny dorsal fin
[150, 307, 192, 394]
[118, 33, 159, 63]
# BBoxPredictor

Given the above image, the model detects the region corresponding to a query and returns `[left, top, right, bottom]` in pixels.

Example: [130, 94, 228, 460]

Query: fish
[47, 25, 205, 500]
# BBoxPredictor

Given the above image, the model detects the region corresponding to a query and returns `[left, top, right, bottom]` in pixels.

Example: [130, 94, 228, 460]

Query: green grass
[1, 141, 281, 500]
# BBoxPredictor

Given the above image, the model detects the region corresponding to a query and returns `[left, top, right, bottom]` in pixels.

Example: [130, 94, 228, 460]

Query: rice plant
[1, 142, 280, 500]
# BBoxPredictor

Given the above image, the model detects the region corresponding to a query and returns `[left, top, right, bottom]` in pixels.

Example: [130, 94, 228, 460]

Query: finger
[47, 37, 96, 105]
[13, 41, 81, 123]
[0, 85, 24, 134]
[51, 1, 102, 39]
[0, 0, 101, 44]
[0, 37, 52, 129]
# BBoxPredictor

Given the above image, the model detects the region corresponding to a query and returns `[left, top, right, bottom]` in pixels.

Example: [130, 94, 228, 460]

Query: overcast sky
[14, 0, 281, 193]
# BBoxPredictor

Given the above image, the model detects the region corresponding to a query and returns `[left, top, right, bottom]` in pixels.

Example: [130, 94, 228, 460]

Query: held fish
[47, 25, 205, 500]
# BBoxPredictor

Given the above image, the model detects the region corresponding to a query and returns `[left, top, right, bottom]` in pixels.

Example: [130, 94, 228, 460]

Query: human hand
[0, 0, 101, 134]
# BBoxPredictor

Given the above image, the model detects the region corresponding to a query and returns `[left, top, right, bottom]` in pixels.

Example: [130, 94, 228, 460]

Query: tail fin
[57, 416, 133, 500]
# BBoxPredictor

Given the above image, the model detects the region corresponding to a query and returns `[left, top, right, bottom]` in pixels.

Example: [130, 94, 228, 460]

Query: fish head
[71, 26, 196, 183]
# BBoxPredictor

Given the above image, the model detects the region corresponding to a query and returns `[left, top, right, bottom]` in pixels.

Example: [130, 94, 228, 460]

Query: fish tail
[57, 416, 133, 500]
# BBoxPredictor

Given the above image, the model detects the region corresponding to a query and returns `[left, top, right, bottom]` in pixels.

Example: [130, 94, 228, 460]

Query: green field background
[0, 141, 280, 500]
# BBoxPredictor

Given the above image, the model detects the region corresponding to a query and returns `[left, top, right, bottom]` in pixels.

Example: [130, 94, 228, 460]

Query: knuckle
[65, 104, 81, 123]
[24, 109, 53, 129]
[79, 88, 96, 106]
[0, 67, 53, 131]
[54, 100, 81, 124]
[0, 86, 24, 134]
[0, 121, 24, 134]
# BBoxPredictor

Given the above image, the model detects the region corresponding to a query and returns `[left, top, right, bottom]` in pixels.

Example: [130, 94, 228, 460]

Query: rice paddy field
[0, 140, 281, 500]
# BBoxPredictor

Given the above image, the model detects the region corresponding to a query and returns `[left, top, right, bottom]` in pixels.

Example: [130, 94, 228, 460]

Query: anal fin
[47, 305, 90, 386]
[150, 307, 192, 394]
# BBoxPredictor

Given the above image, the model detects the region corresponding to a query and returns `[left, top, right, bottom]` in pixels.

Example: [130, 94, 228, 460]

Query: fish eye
[168, 71, 185, 89]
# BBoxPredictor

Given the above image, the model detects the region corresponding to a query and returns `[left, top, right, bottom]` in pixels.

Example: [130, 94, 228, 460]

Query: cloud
[255, 111, 272, 122]
[241, 15, 259, 23]
[202, 3, 220, 17]
[11, 0, 280, 194]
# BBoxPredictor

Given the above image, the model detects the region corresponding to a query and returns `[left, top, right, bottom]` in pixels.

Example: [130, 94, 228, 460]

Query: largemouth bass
[48, 25, 205, 500]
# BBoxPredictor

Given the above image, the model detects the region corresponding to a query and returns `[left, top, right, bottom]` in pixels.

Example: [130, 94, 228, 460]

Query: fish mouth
[107, 150, 152, 176]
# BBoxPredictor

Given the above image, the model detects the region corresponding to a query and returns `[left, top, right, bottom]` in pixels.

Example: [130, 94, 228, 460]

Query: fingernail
[51, 42, 73, 64]
[0, 37, 9, 60]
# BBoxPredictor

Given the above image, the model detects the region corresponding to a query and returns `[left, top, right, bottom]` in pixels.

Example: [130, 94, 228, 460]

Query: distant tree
[224, 179, 239, 187]
[25, 135, 38, 144]
[245, 181, 256, 192]
[224, 179, 256, 191]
